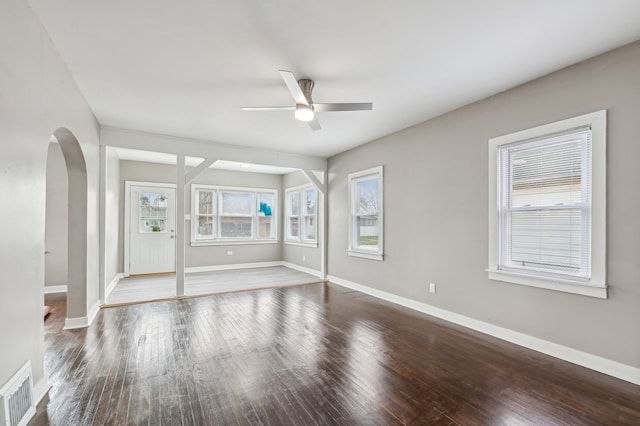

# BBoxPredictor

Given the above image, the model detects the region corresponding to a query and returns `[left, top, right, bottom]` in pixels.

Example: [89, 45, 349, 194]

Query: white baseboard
[185, 261, 281, 274]
[64, 300, 101, 330]
[33, 376, 52, 405]
[44, 285, 67, 294]
[105, 273, 124, 300]
[63, 315, 88, 330]
[280, 262, 323, 279]
[328, 275, 640, 386]
[87, 301, 101, 326]
[186, 261, 323, 280]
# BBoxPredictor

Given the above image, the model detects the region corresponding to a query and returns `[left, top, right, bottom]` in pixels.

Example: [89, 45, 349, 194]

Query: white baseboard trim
[33, 376, 52, 405]
[87, 301, 101, 326]
[64, 300, 101, 330]
[185, 261, 281, 274]
[105, 273, 124, 300]
[280, 262, 323, 279]
[44, 285, 67, 294]
[328, 274, 640, 386]
[63, 315, 88, 330]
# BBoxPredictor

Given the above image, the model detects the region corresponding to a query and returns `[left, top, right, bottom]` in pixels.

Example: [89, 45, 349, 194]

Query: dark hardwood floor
[34, 284, 640, 425]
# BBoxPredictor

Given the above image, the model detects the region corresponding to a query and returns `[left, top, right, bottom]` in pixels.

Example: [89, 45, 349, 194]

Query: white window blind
[498, 127, 591, 280]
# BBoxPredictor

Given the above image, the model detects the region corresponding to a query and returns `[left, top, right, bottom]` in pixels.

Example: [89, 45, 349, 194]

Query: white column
[176, 154, 186, 296]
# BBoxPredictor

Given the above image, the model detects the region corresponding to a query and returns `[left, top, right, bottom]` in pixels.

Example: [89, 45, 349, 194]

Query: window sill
[487, 268, 607, 299]
[284, 241, 318, 248]
[191, 240, 278, 247]
[348, 250, 384, 261]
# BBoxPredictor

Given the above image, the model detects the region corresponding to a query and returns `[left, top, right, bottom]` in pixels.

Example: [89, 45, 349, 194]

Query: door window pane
[139, 192, 168, 233]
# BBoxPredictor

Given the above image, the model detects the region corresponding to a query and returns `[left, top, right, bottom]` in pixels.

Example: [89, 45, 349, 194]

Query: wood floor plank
[33, 283, 640, 425]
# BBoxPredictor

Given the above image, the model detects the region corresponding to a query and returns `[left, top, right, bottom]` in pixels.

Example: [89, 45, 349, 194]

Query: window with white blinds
[488, 111, 607, 298]
[499, 128, 591, 279]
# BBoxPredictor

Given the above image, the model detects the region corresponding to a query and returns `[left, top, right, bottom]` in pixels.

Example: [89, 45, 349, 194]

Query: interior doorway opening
[44, 128, 88, 329]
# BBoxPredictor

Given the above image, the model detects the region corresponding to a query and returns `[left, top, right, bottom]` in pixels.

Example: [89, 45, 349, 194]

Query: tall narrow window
[348, 166, 383, 260]
[193, 189, 216, 240]
[488, 111, 606, 298]
[302, 188, 317, 242]
[257, 192, 275, 239]
[286, 190, 300, 240]
[285, 185, 318, 246]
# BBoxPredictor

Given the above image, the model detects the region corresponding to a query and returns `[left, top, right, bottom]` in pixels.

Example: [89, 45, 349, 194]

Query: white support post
[176, 154, 186, 296]
[301, 169, 328, 279]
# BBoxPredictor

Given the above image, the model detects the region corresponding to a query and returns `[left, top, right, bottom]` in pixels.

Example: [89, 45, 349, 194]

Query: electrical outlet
[429, 282, 436, 294]
[227, 251, 233, 256]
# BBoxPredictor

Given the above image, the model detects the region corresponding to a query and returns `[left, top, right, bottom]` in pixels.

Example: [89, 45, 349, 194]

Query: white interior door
[129, 185, 176, 275]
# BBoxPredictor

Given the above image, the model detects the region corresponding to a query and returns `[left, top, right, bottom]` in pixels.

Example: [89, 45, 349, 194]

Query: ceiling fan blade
[308, 116, 321, 131]
[312, 102, 373, 112]
[279, 70, 309, 105]
[240, 106, 295, 111]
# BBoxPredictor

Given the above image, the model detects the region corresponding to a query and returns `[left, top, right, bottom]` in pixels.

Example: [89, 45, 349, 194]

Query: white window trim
[284, 184, 318, 248]
[348, 166, 384, 261]
[488, 110, 606, 298]
[190, 184, 278, 245]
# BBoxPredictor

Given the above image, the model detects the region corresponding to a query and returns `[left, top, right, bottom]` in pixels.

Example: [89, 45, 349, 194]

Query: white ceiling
[28, 0, 640, 158]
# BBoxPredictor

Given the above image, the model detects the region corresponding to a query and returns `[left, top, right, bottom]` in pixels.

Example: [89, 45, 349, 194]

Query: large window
[191, 185, 276, 244]
[488, 111, 606, 298]
[285, 185, 317, 246]
[348, 166, 383, 260]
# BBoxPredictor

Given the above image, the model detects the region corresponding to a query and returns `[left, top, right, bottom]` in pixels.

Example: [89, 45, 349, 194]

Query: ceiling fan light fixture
[294, 104, 314, 121]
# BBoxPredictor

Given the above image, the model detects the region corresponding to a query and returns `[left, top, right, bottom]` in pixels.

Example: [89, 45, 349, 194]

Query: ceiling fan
[241, 70, 372, 130]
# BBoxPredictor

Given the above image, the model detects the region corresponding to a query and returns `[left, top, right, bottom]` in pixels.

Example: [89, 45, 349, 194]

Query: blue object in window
[259, 202, 272, 216]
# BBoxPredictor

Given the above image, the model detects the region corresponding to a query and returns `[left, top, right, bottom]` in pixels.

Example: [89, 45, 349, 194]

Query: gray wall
[105, 147, 121, 284]
[45, 143, 68, 287]
[282, 171, 322, 273]
[119, 160, 283, 270]
[0, 0, 100, 393]
[327, 41, 640, 369]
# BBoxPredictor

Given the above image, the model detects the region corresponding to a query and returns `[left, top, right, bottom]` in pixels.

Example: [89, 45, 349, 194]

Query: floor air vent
[0, 361, 35, 426]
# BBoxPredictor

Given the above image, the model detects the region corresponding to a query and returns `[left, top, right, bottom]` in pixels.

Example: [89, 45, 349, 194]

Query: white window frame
[488, 110, 606, 298]
[284, 184, 318, 247]
[348, 166, 384, 261]
[190, 184, 278, 246]
[192, 186, 217, 242]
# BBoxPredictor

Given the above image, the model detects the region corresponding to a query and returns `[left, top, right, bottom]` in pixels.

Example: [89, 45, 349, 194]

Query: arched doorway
[45, 128, 89, 328]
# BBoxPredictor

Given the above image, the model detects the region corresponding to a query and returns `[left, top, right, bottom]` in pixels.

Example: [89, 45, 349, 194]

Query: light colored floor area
[105, 266, 324, 306]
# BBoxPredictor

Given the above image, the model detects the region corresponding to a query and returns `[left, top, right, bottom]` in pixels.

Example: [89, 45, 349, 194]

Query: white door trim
[124, 181, 177, 277]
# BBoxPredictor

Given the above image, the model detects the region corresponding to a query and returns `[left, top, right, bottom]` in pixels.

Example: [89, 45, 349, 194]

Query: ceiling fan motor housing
[298, 79, 314, 105]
